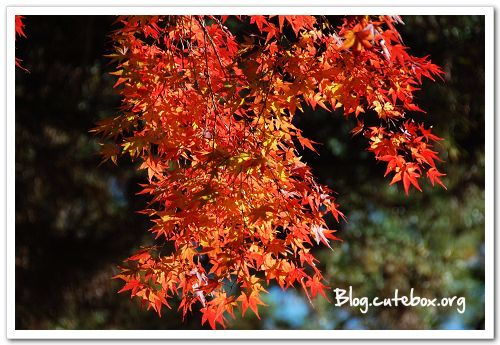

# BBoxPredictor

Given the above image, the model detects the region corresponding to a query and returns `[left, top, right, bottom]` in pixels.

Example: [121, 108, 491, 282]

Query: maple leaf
[117, 278, 142, 295]
[306, 275, 330, 301]
[427, 167, 447, 189]
[342, 26, 373, 52]
[311, 224, 332, 249]
[250, 15, 268, 33]
[237, 291, 267, 319]
[297, 134, 319, 153]
[15, 16, 26, 38]
[419, 124, 443, 142]
[201, 302, 226, 329]
[402, 165, 422, 195]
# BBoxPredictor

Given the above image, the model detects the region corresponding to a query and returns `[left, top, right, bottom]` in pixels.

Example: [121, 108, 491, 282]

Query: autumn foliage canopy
[89, 15, 446, 329]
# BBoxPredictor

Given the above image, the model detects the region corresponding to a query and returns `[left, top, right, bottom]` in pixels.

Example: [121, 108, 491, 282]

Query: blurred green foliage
[15, 15, 484, 330]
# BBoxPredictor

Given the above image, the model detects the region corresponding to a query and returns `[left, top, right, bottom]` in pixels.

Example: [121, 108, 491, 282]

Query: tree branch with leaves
[92, 15, 446, 329]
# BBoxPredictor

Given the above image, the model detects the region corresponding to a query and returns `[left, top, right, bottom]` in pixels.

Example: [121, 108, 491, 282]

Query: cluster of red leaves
[366, 122, 446, 194]
[93, 15, 445, 329]
[15, 15, 28, 70]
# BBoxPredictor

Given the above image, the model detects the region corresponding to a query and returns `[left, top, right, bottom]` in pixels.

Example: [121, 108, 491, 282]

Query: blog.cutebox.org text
[332, 286, 466, 314]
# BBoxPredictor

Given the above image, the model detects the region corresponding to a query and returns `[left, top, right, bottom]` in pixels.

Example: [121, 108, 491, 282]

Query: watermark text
[332, 286, 466, 314]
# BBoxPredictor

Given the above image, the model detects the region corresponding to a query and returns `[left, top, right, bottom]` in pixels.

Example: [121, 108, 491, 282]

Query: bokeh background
[15, 15, 485, 330]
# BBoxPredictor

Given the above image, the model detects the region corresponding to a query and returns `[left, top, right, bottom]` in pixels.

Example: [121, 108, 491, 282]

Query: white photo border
[4, 4, 494, 340]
